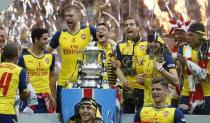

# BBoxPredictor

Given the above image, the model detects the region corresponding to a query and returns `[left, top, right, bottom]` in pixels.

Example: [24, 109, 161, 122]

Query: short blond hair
[152, 77, 169, 88]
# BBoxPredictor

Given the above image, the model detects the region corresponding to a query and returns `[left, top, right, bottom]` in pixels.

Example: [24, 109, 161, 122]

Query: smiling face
[96, 24, 109, 43]
[125, 19, 139, 40]
[79, 104, 96, 122]
[151, 82, 167, 104]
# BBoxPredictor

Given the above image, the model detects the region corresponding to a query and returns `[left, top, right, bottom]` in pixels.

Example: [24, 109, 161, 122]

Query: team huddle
[0, 4, 210, 123]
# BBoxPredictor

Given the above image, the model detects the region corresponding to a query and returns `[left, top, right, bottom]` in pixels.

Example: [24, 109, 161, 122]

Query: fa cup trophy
[73, 41, 109, 88]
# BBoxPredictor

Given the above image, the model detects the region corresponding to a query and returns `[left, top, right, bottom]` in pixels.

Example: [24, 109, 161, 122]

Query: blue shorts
[0, 114, 17, 123]
[56, 85, 62, 113]
[204, 96, 210, 114]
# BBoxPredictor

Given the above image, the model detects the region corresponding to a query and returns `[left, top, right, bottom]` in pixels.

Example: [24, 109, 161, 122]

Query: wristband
[159, 67, 164, 72]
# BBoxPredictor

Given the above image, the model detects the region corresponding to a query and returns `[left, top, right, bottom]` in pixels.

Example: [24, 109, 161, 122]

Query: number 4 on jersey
[0, 72, 12, 96]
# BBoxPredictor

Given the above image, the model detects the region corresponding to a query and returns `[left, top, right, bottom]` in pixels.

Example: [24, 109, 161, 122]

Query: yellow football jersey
[140, 106, 175, 123]
[58, 27, 92, 86]
[0, 62, 26, 114]
[118, 40, 148, 89]
[18, 50, 54, 94]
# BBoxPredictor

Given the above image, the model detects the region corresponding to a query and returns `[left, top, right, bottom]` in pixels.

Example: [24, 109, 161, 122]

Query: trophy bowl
[83, 46, 101, 64]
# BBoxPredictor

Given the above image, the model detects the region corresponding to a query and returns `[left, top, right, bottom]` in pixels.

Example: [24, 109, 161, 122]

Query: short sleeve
[49, 31, 61, 49]
[50, 54, 55, 71]
[18, 55, 25, 68]
[163, 52, 176, 71]
[18, 68, 27, 93]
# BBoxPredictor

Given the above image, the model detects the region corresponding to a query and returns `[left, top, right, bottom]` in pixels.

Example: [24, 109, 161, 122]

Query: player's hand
[122, 79, 129, 87]
[154, 61, 166, 71]
[136, 74, 145, 85]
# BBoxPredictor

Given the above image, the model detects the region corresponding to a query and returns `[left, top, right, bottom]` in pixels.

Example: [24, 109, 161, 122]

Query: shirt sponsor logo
[63, 49, 83, 55]
[28, 71, 48, 76]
